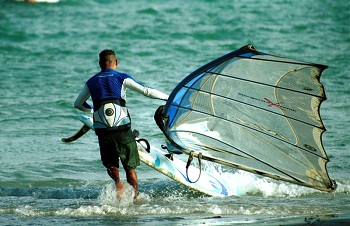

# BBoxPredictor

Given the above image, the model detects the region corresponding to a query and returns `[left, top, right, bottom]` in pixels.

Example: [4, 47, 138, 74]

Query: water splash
[199, 161, 338, 198]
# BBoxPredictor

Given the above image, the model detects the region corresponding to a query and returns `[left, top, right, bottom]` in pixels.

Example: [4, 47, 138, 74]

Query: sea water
[0, 0, 349, 225]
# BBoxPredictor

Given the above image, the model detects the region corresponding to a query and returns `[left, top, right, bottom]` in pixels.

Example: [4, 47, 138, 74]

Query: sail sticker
[264, 98, 284, 110]
[238, 93, 296, 112]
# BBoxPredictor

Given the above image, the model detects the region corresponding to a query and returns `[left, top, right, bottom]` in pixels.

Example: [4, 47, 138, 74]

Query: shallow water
[1, 0, 349, 225]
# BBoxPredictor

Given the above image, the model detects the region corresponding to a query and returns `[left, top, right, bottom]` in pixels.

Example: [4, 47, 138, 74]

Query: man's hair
[99, 49, 117, 69]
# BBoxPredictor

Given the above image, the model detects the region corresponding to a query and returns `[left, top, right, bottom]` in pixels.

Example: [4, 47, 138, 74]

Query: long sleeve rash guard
[74, 69, 169, 113]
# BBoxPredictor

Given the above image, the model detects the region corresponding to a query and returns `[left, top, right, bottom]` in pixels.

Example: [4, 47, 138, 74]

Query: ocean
[0, 0, 349, 225]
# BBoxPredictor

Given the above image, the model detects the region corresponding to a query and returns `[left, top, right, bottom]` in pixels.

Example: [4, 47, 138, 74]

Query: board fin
[61, 124, 90, 142]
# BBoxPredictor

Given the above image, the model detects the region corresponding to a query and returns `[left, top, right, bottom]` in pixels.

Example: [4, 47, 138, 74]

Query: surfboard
[63, 115, 239, 197]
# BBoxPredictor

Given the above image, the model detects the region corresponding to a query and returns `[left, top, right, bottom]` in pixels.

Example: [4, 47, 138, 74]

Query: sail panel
[161, 45, 335, 191]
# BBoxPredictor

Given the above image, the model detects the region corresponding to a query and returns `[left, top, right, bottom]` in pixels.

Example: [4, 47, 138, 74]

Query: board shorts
[97, 128, 140, 170]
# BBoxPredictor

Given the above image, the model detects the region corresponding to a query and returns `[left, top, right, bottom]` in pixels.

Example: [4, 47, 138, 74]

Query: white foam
[201, 161, 324, 198]
[15, 205, 45, 217]
[51, 175, 350, 218]
[53, 183, 151, 217]
[97, 183, 151, 206]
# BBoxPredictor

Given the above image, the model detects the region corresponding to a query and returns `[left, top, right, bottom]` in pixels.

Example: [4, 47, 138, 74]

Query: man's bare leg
[107, 166, 124, 200]
[126, 169, 138, 200]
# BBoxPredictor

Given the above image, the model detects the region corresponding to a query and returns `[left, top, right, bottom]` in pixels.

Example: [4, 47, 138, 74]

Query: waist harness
[93, 99, 131, 134]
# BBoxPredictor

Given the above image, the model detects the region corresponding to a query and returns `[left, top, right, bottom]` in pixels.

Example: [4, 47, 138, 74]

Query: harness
[93, 99, 131, 134]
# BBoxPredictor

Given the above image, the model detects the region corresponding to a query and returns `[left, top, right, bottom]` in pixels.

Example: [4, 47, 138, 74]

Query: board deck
[137, 140, 230, 197]
[72, 115, 239, 197]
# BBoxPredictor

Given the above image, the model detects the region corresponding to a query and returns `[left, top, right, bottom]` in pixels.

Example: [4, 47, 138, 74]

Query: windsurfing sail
[155, 45, 336, 192]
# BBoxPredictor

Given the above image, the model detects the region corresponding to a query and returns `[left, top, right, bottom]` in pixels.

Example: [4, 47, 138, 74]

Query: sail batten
[173, 89, 326, 132]
[169, 107, 328, 160]
[201, 71, 326, 99]
[156, 45, 336, 192]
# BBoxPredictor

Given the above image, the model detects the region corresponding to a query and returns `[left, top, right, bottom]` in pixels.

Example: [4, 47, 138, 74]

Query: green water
[0, 0, 349, 225]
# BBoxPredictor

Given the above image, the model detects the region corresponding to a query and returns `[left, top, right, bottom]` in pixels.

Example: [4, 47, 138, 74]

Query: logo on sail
[264, 98, 284, 110]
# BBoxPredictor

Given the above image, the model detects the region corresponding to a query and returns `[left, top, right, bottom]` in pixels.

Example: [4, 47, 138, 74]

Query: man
[74, 49, 168, 200]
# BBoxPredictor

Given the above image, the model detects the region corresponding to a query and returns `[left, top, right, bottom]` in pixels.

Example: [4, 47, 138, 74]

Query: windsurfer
[74, 49, 168, 200]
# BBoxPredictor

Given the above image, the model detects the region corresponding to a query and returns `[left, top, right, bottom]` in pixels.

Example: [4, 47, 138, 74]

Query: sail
[156, 45, 336, 192]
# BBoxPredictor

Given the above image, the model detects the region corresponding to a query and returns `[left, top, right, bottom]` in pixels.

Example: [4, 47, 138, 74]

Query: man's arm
[124, 78, 169, 101]
[74, 84, 94, 113]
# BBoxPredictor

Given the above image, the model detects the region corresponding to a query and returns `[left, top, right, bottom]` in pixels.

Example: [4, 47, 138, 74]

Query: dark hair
[99, 49, 117, 69]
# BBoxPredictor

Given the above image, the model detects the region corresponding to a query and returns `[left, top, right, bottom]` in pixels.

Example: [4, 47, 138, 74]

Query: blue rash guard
[86, 69, 132, 105]
[74, 68, 169, 134]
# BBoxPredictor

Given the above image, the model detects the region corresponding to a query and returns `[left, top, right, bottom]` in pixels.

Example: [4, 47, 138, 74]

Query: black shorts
[97, 128, 140, 170]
